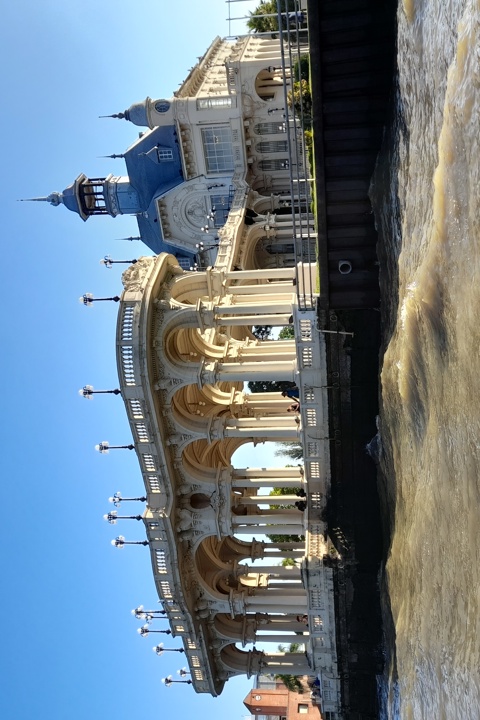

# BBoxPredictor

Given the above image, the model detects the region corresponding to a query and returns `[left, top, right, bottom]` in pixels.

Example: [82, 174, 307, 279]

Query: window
[201, 126, 234, 174]
[154, 100, 170, 113]
[197, 97, 235, 110]
[256, 140, 288, 154]
[298, 704, 309, 714]
[259, 159, 289, 171]
[177, 256, 193, 270]
[157, 148, 173, 161]
[254, 122, 287, 135]
[210, 191, 232, 226]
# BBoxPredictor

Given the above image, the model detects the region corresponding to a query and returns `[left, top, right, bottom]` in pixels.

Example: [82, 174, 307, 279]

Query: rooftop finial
[99, 112, 126, 120]
[98, 153, 125, 159]
[18, 192, 63, 206]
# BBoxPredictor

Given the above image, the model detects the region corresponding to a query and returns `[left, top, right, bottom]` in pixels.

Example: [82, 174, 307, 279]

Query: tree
[246, 0, 296, 34]
[287, 79, 312, 127]
[266, 485, 304, 543]
[248, 379, 296, 393]
[275, 643, 305, 694]
[278, 324, 294, 339]
[274, 441, 304, 460]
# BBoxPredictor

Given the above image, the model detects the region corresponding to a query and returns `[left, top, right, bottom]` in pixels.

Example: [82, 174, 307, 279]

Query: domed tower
[36, 173, 140, 221]
[104, 97, 173, 129]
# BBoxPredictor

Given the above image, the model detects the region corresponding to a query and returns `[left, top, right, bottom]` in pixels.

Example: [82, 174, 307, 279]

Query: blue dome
[124, 98, 150, 127]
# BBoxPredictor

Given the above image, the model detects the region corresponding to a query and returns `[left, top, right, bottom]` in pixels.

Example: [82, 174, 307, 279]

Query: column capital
[198, 358, 218, 388]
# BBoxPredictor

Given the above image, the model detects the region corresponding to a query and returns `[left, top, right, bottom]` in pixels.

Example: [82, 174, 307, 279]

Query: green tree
[278, 324, 294, 339]
[248, 379, 296, 394]
[287, 79, 312, 128]
[274, 441, 304, 460]
[246, 0, 295, 34]
[275, 643, 305, 694]
[280, 557, 297, 567]
[266, 485, 304, 543]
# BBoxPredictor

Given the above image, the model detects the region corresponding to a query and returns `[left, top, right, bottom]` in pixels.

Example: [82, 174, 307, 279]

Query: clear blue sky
[0, 2, 285, 719]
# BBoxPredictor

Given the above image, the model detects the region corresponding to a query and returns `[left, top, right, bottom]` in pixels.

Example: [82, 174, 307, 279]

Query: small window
[197, 97, 235, 110]
[154, 100, 170, 113]
[157, 148, 173, 161]
[298, 704, 309, 714]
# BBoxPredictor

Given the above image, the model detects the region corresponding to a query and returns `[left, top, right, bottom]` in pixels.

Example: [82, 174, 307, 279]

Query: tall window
[210, 192, 232, 226]
[201, 126, 235, 174]
[258, 159, 289, 171]
[197, 97, 235, 110]
[254, 122, 287, 135]
[256, 140, 288, 154]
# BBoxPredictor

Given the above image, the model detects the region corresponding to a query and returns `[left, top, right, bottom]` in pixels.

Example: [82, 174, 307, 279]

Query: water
[371, 1, 480, 717]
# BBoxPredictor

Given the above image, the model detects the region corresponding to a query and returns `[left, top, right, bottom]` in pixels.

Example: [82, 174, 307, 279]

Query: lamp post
[79, 385, 121, 399]
[100, 255, 138, 268]
[177, 668, 190, 678]
[153, 644, 185, 656]
[79, 293, 121, 306]
[111, 535, 148, 548]
[162, 675, 192, 687]
[138, 625, 172, 638]
[103, 511, 143, 524]
[196, 242, 220, 252]
[109, 492, 147, 507]
[131, 605, 167, 621]
[95, 441, 135, 453]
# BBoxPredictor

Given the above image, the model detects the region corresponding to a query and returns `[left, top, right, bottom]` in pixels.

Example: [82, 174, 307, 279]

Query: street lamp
[131, 605, 167, 621]
[79, 385, 121, 399]
[103, 511, 143, 524]
[95, 441, 135, 453]
[138, 625, 172, 638]
[100, 255, 138, 268]
[162, 675, 192, 687]
[109, 492, 147, 507]
[111, 535, 148, 548]
[196, 242, 220, 252]
[79, 293, 121, 306]
[177, 668, 190, 678]
[153, 644, 185, 656]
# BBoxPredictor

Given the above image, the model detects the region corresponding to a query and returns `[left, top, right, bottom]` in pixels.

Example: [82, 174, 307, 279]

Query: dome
[124, 98, 150, 127]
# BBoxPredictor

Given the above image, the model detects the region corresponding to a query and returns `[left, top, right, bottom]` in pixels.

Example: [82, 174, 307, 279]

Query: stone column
[262, 652, 311, 674]
[238, 564, 302, 579]
[229, 282, 294, 296]
[202, 359, 297, 385]
[225, 267, 296, 282]
[233, 524, 304, 536]
[238, 494, 301, 506]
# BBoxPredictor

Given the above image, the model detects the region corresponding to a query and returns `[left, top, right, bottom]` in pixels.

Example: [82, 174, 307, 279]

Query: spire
[98, 154, 125, 159]
[18, 192, 63, 206]
[99, 113, 126, 120]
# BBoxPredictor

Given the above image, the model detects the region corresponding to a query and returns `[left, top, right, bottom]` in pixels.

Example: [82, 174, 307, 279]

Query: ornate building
[47, 14, 342, 720]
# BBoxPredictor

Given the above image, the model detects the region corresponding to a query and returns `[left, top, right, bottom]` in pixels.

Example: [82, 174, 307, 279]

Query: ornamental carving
[121, 256, 155, 291]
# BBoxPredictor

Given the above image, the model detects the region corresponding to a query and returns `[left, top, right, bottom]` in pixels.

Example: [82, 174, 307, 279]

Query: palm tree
[275, 643, 305, 693]
[274, 441, 304, 460]
[246, 0, 296, 34]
